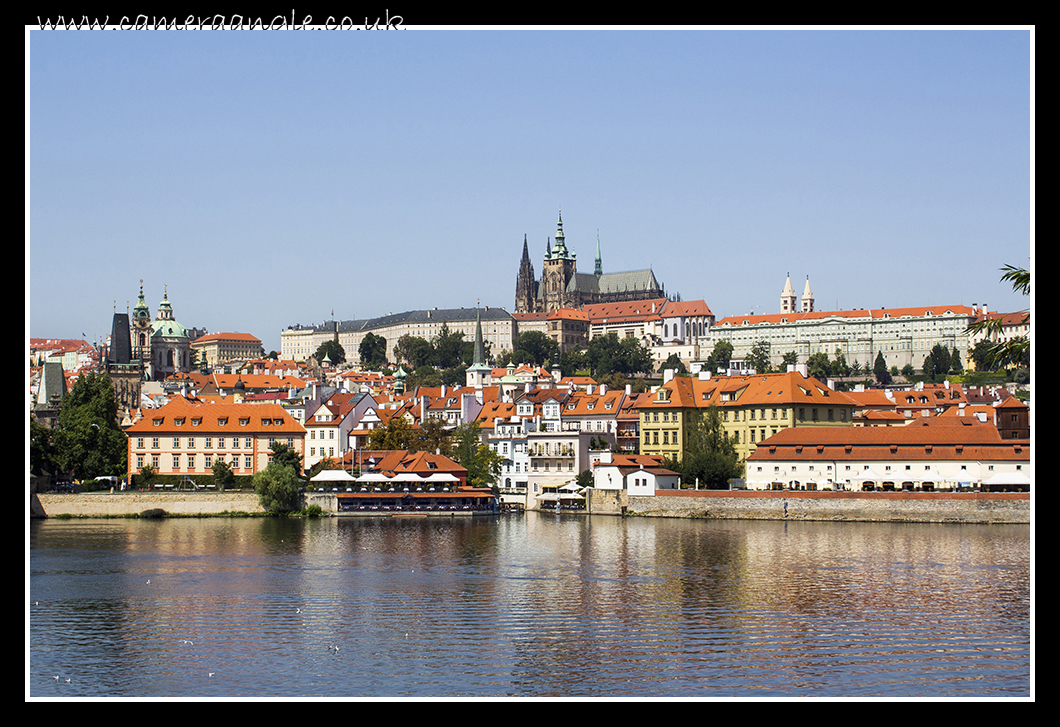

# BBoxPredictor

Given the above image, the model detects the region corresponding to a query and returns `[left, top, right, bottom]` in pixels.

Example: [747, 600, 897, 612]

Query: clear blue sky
[28, 27, 1033, 353]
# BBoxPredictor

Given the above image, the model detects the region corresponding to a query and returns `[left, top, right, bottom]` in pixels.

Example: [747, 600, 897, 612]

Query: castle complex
[515, 211, 665, 313]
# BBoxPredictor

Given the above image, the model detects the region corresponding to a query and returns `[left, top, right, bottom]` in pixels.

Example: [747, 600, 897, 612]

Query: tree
[432, 323, 467, 370]
[964, 264, 1030, 370]
[781, 351, 798, 370]
[513, 331, 559, 366]
[52, 371, 128, 481]
[314, 339, 346, 365]
[585, 333, 653, 378]
[677, 406, 742, 489]
[873, 351, 892, 386]
[659, 352, 687, 375]
[745, 340, 772, 374]
[138, 463, 157, 490]
[269, 441, 304, 475]
[451, 422, 502, 489]
[30, 417, 57, 477]
[832, 348, 851, 378]
[705, 341, 734, 373]
[394, 334, 434, 369]
[806, 352, 832, 381]
[211, 459, 235, 490]
[359, 332, 388, 368]
[254, 460, 302, 512]
[923, 343, 951, 381]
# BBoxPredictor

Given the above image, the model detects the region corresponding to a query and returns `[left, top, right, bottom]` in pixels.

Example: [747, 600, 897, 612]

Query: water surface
[28, 514, 1031, 698]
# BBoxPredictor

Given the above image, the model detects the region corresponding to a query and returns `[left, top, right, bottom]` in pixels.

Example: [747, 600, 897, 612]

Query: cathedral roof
[567, 269, 661, 296]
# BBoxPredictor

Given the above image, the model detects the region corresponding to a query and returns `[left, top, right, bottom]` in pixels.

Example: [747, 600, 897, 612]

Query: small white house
[592, 451, 681, 495]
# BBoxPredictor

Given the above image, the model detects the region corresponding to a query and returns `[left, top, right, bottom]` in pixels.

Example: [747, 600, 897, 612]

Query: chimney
[663, 368, 675, 383]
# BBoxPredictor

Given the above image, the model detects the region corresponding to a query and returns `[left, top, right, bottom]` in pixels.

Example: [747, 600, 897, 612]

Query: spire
[473, 308, 485, 366]
[801, 275, 815, 312]
[594, 231, 602, 277]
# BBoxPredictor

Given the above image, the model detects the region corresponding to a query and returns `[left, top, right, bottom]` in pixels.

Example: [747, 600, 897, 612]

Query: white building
[591, 452, 681, 495]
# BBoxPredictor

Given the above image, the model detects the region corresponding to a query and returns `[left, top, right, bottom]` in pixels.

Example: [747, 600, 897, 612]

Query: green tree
[873, 351, 892, 386]
[832, 348, 851, 378]
[949, 346, 964, 374]
[269, 440, 304, 475]
[705, 341, 734, 373]
[451, 422, 502, 489]
[677, 406, 741, 489]
[394, 334, 434, 368]
[659, 352, 687, 375]
[781, 351, 799, 370]
[430, 323, 467, 370]
[30, 417, 57, 477]
[806, 352, 832, 381]
[512, 331, 559, 366]
[585, 333, 653, 378]
[964, 264, 1030, 370]
[212, 459, 235, 490]
[138, 463, 157, 490]
[923, 343, 952, 380]
[254, 460, 302, 513]
[559, 348, 586, 378]
[52, 371, 128, 481]
[314, 339, 346, 366]
[359, 332, 388, 368]
[745, 340, 772, 374]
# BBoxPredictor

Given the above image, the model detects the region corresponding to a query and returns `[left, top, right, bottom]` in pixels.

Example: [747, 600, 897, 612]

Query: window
[245, 437, 252, 448]
[172, 456, 180, 469]
[173, 437, 181, 449]
[245, 456, 253, 470]
[152, 437, 159, 449]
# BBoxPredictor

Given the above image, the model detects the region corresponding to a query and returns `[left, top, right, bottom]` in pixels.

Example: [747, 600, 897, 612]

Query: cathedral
[514, 211, 666, 313]
[127, 282, 194, 380]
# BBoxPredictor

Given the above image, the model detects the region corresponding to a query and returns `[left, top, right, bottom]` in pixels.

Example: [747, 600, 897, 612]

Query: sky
[28, 26, 1033, 353]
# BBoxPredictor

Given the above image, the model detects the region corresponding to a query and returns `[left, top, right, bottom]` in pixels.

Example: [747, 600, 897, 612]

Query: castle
[514, 211, 665, 313]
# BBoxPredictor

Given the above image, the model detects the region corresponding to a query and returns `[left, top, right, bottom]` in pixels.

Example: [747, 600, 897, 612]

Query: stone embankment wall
[588, 489, 1030, 524]
[33, 492, 265, 518]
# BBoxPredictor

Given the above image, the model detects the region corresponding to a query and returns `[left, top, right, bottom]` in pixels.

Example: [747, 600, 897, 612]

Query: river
[28, 513, 1031, 699]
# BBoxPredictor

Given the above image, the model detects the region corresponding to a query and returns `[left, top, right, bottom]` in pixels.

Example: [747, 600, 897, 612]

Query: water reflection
[29, 515, 1030, 698]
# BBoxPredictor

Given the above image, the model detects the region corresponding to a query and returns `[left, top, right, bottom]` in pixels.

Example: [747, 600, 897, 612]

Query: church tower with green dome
[130, 280, 153, 366]
[147, 285, 192, 379]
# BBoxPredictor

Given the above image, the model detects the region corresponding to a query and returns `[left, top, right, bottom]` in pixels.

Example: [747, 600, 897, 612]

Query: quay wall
[32, 491, 265, 518]
[588, 489, 1030, 524]
[32, 490, 1031, 524]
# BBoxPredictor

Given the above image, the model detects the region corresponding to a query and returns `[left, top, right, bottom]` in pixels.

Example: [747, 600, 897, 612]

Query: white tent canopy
[311, 469, 356, 482]
[982, 471, 1031, 487]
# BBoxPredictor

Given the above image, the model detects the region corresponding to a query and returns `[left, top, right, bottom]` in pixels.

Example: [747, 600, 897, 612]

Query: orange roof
[640, 371, 859, 411]
[584, 298, 668, 322]
[547, 308, 589, 320]
[191, 332, 262, 344]
[660, 300, 714, 318]
[562, 389, 626, 416]
[749, 417, 1028, 463]
[124, 397, 306, 435]
[716, 305, 977, 327]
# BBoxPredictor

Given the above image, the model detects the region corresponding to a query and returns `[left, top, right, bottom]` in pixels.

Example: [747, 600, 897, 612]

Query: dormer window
[217, 418, 228, 427]
[174, 418, 185, 426]
[239, 418, 249, 426]
[191, 418, 202, 426]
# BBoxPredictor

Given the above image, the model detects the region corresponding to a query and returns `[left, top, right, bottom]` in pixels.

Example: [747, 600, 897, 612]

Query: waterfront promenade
[32, 489, 1030, 523]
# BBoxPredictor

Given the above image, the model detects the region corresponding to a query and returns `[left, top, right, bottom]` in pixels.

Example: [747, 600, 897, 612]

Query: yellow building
[125, 398, 306, 482]
[637, 369, 857, 463]
[190, 332, 264, 369]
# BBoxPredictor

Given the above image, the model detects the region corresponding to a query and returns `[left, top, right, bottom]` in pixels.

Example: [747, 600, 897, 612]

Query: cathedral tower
[541, 210, 577, 312]
[515, 234, 539, 313]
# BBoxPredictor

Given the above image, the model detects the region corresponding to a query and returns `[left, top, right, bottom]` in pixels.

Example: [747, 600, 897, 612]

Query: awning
[311, 469, 356, 482]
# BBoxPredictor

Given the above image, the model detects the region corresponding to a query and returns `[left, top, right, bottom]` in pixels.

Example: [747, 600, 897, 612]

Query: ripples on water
[29, 514, 1031, 698]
